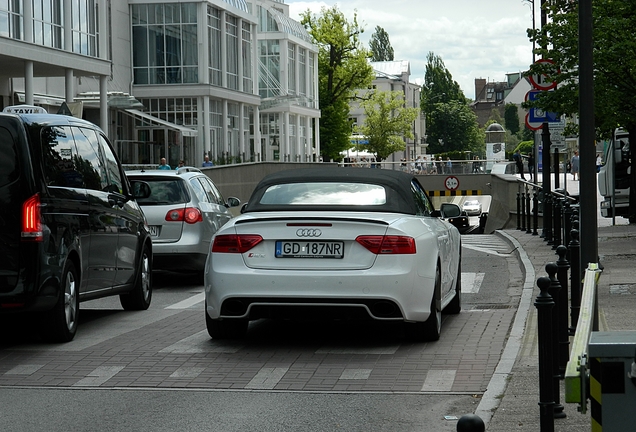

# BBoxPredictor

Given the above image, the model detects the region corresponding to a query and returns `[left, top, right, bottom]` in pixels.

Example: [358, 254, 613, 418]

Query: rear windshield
[134, 178, 189, 205]
[259, 182, 387, 206]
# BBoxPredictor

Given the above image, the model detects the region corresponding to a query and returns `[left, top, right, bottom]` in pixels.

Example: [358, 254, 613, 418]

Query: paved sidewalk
[475, 221, 636, 431]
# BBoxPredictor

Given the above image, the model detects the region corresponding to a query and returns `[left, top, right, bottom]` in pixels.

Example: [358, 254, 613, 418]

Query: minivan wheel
[41, 260, 79, 343]
[120, 244, 152, 310]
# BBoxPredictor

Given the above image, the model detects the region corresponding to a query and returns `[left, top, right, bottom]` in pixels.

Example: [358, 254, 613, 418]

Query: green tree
[369, 26, 394, 62]
[504, 103, 520, 135]
[301, 6, 375, 161]
[420, 52, 478, 153]
[427, 100, 483, 154]
[525, 0, 636, 139]
[356, 90, 419, 160]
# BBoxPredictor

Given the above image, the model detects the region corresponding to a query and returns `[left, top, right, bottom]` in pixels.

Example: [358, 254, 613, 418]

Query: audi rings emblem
[296, 228, 322, 237]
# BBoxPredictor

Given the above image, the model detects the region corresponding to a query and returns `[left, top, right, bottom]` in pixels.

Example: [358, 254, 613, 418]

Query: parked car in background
[204, 168, 462, 342]
[0, 106, 153, 342]
[127, 167, 240, 278]
[462, 199, 482, 216]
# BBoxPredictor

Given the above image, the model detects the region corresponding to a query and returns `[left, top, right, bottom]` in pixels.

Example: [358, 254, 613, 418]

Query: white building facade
[348, 60, 426, 162]
[0, 0, 320, 168]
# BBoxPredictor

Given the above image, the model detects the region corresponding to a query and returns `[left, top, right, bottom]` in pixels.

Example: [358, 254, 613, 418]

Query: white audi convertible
[204, 167, 461, 341]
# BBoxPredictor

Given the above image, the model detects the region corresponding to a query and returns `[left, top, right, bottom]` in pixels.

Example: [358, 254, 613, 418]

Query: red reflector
[212, 234, 263, 253]
[356, 235, 416, 254]
[22, 193, 43, 242]
[1, 303, 25, 309]
[165, 207, 202, 224]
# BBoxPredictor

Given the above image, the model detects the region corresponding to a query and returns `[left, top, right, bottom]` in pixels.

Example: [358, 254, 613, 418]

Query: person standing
[157, 157, 171, 170]
[528, 152, 535, 182]
[446, 157, 452, 174]
[571, 150, 580, 180]
[596, 153, 603, 173]
[513, 149, 525, 180]
[202, 155, 214, 167]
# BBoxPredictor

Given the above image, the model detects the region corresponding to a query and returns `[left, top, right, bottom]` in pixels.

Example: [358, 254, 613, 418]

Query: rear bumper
[204, 255, 436, 323]
[153, 252, 207, 272]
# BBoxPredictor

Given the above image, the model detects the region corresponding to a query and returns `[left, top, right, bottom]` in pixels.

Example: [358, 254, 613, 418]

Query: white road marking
[4, 364, 44, 375]
[339, 369, 372, 380]
[421, 369, 456, 392]
[245, 367, 289, 389]
[160, 330, 244, 354]
[165, 292, 205, 309]
[462, 272, 485, 294]
[73, 366, 124, 387]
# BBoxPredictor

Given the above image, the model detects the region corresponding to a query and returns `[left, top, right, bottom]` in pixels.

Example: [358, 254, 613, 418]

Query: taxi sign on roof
[3, 105, 48, 114]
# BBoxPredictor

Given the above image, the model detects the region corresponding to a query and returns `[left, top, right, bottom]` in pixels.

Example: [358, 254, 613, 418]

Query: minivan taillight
[356, 235, 416, 254]
[165, 207, 203, 224]
[22, 193, 43, 242]
[212, 234, 263, 253]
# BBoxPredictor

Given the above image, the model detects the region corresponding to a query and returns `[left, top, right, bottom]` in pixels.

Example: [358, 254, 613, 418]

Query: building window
[207, 6, 221, 86]
[242, 21, 252, 93]
[226, 15, 239, 90]
[0, 0, 23, 40]
[32, 0, 62, 49]
[132, 3, 198, 85]
[71, 0, 95, 54]
[287, 43, 296, 95]
[258, 39, 280, 98]
[298, 48, 306, 97]
[138, 97, 198, 127]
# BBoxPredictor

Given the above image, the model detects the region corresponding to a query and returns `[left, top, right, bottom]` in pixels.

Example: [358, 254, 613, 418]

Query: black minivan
[0, 106, 153, 342]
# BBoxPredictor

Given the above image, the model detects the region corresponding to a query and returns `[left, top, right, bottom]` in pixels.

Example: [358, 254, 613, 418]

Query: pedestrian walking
[513, 150, 525, 180]
[528, 153, 535, 182]
[571, 151, 580, 180]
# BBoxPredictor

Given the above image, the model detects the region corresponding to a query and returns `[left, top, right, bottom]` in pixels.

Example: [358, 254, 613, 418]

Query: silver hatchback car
[127, 167, 240, 276]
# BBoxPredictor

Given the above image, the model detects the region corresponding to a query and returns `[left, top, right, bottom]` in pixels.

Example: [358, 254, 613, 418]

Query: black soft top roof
[244, 167, 422, 214]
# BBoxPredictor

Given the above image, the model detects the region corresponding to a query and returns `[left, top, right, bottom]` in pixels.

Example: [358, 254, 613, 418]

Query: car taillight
[22, 193, 43, 242]
[356, 235, 416, 254]
[165, 207, 202, 224]
[212, 234, 263, 253]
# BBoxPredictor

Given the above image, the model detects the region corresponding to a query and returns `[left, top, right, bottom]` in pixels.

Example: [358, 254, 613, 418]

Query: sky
[285, 0, 537, 100]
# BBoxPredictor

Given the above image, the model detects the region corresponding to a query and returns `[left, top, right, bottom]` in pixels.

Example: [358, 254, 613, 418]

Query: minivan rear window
[0, 127, 19, 188]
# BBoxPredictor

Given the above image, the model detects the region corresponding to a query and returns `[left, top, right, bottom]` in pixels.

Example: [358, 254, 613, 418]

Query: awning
[124, 109, 197, 137]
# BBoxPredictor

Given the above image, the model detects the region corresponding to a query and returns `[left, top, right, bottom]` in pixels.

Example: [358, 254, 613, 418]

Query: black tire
[445, 259, 462, 315]
[120, 244, 152, 310]
[41, 260, 79, 343]
[206, 310, 248, 339]
[405, 266, 442, 342]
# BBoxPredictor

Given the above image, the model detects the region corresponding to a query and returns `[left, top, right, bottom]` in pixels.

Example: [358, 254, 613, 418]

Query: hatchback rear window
[135, 179, 189, 205]
[259, 182, 387, 206]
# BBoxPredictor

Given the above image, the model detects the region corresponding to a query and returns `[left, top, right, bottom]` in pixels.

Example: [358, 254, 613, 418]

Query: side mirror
[226, 196, 241, 208]
[240, 203, 249, 214]
[130, 180, 151, 199]
[440, 203, 462, 218]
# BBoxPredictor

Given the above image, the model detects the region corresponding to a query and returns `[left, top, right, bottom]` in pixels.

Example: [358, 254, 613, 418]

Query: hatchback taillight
[165, 207, 202, 224]
[22, 193, 43, 242]
[356, 235, 416, 254]
[212, 234, 263, 253]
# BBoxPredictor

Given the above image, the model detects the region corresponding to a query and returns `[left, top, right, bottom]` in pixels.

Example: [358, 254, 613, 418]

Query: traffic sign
[445, 176, 459, 191]
[529, 59, 559, 91]
[525, 90, 561, 123]
[525, 113, 543, 131]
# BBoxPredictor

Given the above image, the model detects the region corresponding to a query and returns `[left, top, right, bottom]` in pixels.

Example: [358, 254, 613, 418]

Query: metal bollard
[546, 262, 566, 419]
[544, 193, 553, 245]
[533, 191, 539, 236]
[521, 190, 526, 231]
[526, 188, 532, 234]
[552, 199, 562, 250]
[562, 201, 573, 260]
[517, 190, 521, 230]
[535, 276, 555, 432]
[456, 414, 485, 432]
[555, 245, 570, 374]
[568, 229, 581, 335]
